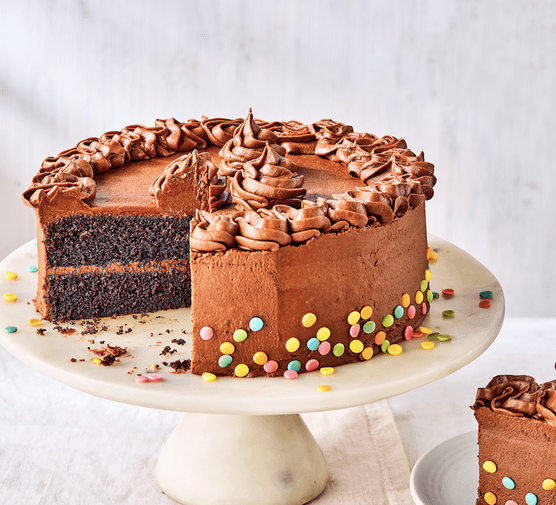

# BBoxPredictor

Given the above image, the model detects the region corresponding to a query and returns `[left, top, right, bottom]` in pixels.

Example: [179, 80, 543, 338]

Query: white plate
[410, 431, 478, 505]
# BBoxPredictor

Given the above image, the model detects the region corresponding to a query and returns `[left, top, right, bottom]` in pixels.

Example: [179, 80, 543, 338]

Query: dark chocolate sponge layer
[45, 214, 192, 268]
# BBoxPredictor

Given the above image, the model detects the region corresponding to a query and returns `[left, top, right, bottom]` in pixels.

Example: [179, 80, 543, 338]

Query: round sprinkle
[135, 375, 149, 383]
[375, 331, 386, 345]
[426, 247, 434, 259]
[442, 288, 455, 298]
[347, 311, 360, 325]
[425, 269, 432, 282]
[317, 385, 332, 392]
[233, 328, 248, 342]
[318, 341, 331, 355]
[253, 351, 268, 365]
[285, 337, 300, 353]
[382, 314, 394, 328]
[249, 317, 264, 331]
[483, 460, 497, 473]
[380, 340, 390, 353]
[307, 337, 320, 351]
[422, 302, 427, 315]
[316, 327, 331, 341]
[484, 492, 497, 505]
[407, 305, 416, 319]
[432, 291, 439, 299]
[287, 360, 301, 372]
[349, 339, 364, 353]
[388, 344, 403, 356]
[4, 326, 17, 333]
[4, 293, 17, 302]
[333, 343, 345, 357]
[437, 334, 452, 342]
[202, 372, 217, 382]
[92, 358, 102, 366]
[220, 342, 235, 355]
[305, 359, 319, 372]
[413, 330, 425, 338]
[426, 290, 434, 302]
[147, 373, 163, 382]
[526, 493, 538, 505]
[420, 280, 428, 292]
[29, 318, 42, 326]
[542, 479, 556, 491]
[506, 501, 518, 505]
[234, 364, 249, 377]
[284, 369, 298, 380]
[349, 324, 360, 337]
[363, 321, 376, 333]
[401, 293, 411, 308]
[480, 290, 494, 299]
[415, 291, 424, 304]
[442, 310, 455, 319]
[419, 326, 433, 335]
[26, 265, 38, 273]
[421, 341, 435, 350]
[361, 347, 374, 360]
[320, 367, 334, 376]
[394, 305, 404, 319]
[4, 272, 17, 280]
[479, 299, 491, 308]
[200, 326, 214, 341]
[218, 355, 233, 368]
[263, 360, 279, 373]
[302, 313, 317, 328]
[502, 477, 515, 490]
[360, 306, 373, 319]
[404, 326, 413, 340]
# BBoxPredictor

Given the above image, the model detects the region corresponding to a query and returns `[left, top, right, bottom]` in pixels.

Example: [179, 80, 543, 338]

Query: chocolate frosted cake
[472, 375, 556, 505]
[23, 109, 437, 377]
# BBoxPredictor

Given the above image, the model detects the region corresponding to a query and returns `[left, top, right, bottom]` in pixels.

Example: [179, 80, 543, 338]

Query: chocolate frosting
[190, 211, 239, 253]
[473, 375, 556, 427]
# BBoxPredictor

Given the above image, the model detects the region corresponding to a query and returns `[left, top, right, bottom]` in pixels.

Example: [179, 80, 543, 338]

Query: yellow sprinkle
[426, 247, 433, 259]
[253, 351, 268, 365]
[317, 385, 332, 392]
[361, 347, 374, 360]
[482, 460, 497, 473]
[219, 342, 235, 355]
[316, 327, 330, 341]
[543, 478, 556, 491]
[374, 331, 386, 345]
[415, 291, 424, 304]
[320, 367, 334, 376]
[3, 293, 17, 302]
[429, 251, 438, 261]
[401, 293, 411, 308]
[29, 318, 42, 326]
[484, 491, 497, 505]
[302, 312, 317, 328]
[234, 364, 249, 377]
[349, 339, 364, 353]
[151, 364, 159, 371]
[360, 306, 373, 320]
[91, 358, 102, 366]
[202, 372, 217, 382]
[4, 272, 17, 280]
[347, 311, 360, 325]
[387, 344, 403, 355]
[425, 269, 432, 282]
[285, 337, 300, 353]
[421, 341, 435, 350]
[419, 326, 433, 335]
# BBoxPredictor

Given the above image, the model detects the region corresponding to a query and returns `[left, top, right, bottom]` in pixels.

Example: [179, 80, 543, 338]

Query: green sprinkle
[382, 314, 394, 328]
[479, 290, 493, 299]
[432, 291, 439, 299]
[393, 305, 404, 319]
[363, 321, 376, 334]
[437, 334, 452, 342]
[442, 310, 455, 319]
[4, 326, 17, 333]
[333, 343, 345, 357]
[381, 340, 390, 353]
[420, 280, 428, 292]
[233, 329, 248, 342]
[427, 290, 434, 302]
[427, 332, 440, 341]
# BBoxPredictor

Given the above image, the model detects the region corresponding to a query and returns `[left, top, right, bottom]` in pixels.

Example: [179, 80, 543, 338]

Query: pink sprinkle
[135, 375, 149, 383]
[284, 369, 298, 380]
[318, 341, 331, 355]
[305, 359, 319, 372]
[200, 326, 214, 340]
[505, 501, 517, 505]
[404, 326, 413, 340]
[422, 302, 427, 315]
[408, 305, 416, 319]
[349, 324, 360, 337]
[264, 360, 279, 373]
[147, 373, 163, 382]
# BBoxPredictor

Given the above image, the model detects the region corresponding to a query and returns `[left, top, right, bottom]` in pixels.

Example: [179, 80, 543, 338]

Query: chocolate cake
[23, 109, 437, 377]
[472, 375, 556, 505]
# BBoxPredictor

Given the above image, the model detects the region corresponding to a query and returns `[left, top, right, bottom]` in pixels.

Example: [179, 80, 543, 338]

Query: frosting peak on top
[473, 374, 556, 427]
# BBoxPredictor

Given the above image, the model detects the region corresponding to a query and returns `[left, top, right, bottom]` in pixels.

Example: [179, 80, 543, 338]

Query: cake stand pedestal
[0, 236, 504, 505]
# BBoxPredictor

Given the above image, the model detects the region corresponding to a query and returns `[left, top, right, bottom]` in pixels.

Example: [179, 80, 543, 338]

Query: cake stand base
[156, 413, 328, 505]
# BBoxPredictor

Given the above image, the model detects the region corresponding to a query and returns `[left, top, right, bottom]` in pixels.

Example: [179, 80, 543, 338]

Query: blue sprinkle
[526, 493, 538, 505]
[26, 265, 38, 273]
[307, 338, 319, 351]
[249, 317, 264, 332]
[218, 355, 233, 368]
[4, 326, 17, 333]
[287, 360, 301, 372]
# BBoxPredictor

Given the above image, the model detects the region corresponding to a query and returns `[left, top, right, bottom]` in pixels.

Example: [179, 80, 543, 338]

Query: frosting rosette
[261, 120, 316, 154]
[233, 209, 292, 251]
[230, 144, 306, 211]
[190, 211, 239, 253]
[273, 200, 331, 243]
[200, 116, 243, 147]
[473, 375, 556, 427]
[324, 195, 368, 231]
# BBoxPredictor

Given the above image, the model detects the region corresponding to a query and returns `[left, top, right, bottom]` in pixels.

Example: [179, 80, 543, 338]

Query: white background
[1, 0, 555, 317]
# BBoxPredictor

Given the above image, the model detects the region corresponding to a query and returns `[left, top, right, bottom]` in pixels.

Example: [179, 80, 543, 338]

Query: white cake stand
[0, 236, 504, 505]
